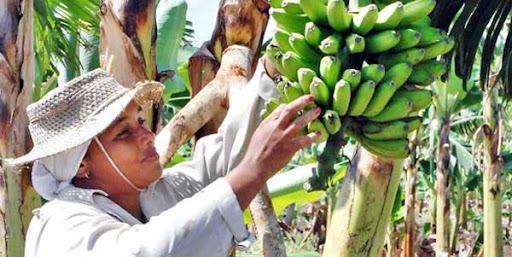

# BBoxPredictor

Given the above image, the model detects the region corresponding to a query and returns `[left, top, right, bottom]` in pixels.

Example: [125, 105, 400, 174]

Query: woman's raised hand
[227, 95, 321, 209]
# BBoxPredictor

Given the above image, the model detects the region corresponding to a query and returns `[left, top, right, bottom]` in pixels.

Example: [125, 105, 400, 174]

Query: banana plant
[0, 1, 38, 256]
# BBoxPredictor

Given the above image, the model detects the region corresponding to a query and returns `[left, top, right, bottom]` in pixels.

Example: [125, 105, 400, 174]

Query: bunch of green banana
[268, 0, 454, 159]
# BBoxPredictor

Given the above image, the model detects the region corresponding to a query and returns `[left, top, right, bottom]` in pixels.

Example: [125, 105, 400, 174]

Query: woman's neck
[109, 191, 143, 221]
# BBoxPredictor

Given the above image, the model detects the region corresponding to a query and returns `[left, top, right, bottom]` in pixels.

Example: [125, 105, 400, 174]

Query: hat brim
[5, 81, 163, 166]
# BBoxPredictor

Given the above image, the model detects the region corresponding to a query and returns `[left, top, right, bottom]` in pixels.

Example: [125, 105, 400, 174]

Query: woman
[7, 59, 321, 256]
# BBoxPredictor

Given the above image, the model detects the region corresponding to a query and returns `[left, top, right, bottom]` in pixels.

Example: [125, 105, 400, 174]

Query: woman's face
[80, 101, 162, 194]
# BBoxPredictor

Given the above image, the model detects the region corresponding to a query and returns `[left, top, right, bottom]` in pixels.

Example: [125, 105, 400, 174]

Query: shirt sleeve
[26, 179, 248, 257]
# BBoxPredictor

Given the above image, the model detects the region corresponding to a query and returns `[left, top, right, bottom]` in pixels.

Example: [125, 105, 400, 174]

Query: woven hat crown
[27, 69, 127, 148]
[7, 68, 163, 165]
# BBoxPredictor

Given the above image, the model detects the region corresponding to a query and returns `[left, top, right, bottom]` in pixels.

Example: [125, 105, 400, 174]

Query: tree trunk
[323, 145, 404, 257]
[403, 131, 419, 257]
[249, 186, 287, 257]
[436, 116, 451, 256]
[0, 1, 40, 256]
[155, 45, 253, 165]
[482, 89, 503, 257]
[98, 0, 164, 132]
[189, 0, 269, 138]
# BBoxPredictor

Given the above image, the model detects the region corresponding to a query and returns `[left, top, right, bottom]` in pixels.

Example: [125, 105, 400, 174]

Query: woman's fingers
[285, 106, 321, 136]
[291, 132, 321, 150]
[278, 95, 314, 125]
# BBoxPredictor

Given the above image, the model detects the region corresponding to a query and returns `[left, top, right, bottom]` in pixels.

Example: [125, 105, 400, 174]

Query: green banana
[414, 60, 447, 77]
[308, 119, 329, 142]
[348, 129, 410, 158]
[298, 68, 317, 94]
[393, 28, 421, 51]
[289, 33, 323, 62]
[374, 0, 387, 10]
[398, 0, 436, 27]
[374, 2, 404, 31]
[342, 69, 362, 91]
[266, 44, 280, 64]
[319, 33, 343, 55]
[260, 108, 270, 120]
[368, 97, 414, 122]
[274, 28, 294, 53]
[281, 51, 317, 81]
[300, 0, 329, 25]
[361, 64, 386, 84]
[406, 117, 422, 132]
[414, 26, 446, 46]
[284, 81, 304, 102]
[332, 79, 351, 116]
[363, 80, 397, 117]
[320, 56, 342, 91]
[366, 30, 401, 53]
[281, 0, 304, 14]
[323, 110, 342, 134]
[362, 120, 409, 140]
[352, 4, 379, 35]
[407, 68, 435, 85]
[274, 52, 294, 80]
[304, 22, 329, 46]
[310, 77, 331, 107]
[378, 47, 426, 68]
[356, 134, 410, 159]
[327, 0, 352, 32]
[271, 9, 309, 34]
[276, 79, 290, 103]
[383, 62, 413, 87]
[444, 36, 455, 52]
[348, 80, 376, 116]
[393, 88, 433, 111]
[408, 15, 431, 27]
[345, 33, 365, 54]
[422, 37, 452, 60]
[261, 98, 281, 119]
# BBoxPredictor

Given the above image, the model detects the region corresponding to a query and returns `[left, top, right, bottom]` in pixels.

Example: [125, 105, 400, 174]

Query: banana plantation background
[1, 0, 512, 256]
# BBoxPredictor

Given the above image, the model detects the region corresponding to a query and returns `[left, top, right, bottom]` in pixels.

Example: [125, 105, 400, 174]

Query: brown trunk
[98, 0, 165, 132]
[189, 0, 269, 137]
[0, 0, 41, 256]
[403, 131, 419, 257]
[323, 145, 404, 257]
[249, 186, 286, 257]
[436, 116, 451, 255]
[155, 46, 253, 165]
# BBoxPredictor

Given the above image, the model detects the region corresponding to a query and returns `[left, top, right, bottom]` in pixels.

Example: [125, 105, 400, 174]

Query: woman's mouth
[142, 147, 159, 162]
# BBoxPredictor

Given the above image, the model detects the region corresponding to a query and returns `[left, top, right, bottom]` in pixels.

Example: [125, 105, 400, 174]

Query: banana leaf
[156, 0, 188, 101]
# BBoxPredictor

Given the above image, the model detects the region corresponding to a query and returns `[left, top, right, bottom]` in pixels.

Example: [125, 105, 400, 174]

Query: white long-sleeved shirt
[24, 60, 279, 257]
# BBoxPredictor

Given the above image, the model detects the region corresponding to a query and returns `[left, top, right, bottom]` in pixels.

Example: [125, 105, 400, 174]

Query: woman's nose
[138, 125, 155, 145]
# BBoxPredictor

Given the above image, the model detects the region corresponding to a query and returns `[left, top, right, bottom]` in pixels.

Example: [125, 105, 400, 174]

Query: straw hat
[6, 68, 163, 165]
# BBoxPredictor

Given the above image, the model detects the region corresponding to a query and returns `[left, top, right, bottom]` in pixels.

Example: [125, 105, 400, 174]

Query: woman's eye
[138, 118, 146, 125]
[118, 129, 129, 138]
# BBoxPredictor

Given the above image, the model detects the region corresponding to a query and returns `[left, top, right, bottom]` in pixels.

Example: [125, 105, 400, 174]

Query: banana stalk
[0, 1, 41, 256]
[403, 130, 419, 257]
[481, 89, 503, 257]
[435, 111, 451, 255]
[307, 119, 351, 191]
[323, 145, 405, 257]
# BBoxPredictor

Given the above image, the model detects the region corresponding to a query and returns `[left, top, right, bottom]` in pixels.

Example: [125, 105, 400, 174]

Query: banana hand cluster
[266, 0, 452, 159]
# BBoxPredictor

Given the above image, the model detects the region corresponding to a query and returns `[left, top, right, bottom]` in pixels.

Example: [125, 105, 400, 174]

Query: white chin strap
[94, 137, 145, 192]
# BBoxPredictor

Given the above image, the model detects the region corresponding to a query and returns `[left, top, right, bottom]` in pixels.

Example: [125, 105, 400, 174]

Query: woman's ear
[75, 160, 89, 179]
